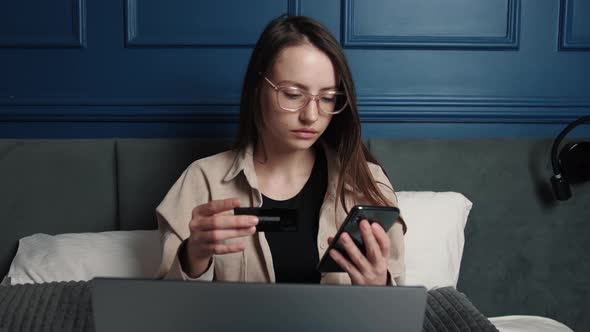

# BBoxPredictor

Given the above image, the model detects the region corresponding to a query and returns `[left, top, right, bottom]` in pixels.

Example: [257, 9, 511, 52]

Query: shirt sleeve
[180, 257, 215, 281]
[371, 164, 407, 286]
[153, 163, 212, 280]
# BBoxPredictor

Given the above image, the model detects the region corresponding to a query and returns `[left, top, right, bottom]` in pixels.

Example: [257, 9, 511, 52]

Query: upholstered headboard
[368, 138, 589, 329]
[1, 138, 588, 330]
[0, 138, 233, 277]
[0, 140, 119, 277]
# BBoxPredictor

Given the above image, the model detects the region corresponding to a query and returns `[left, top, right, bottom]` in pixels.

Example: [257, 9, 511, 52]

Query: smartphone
[233, 207, 298, 232]
[317, 205, 400, 273]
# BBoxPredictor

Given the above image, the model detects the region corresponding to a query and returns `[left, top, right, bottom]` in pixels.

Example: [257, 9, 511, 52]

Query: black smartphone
[233, 207, 298, 232]
[316, 205, 400, 273]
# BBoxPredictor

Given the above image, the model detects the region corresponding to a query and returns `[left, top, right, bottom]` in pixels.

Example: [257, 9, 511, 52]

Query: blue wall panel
[126, 0, 300, 47]
[343, 0, 590, 125]
[560, 0, 590, 50]
[0, 0, 85, 48]
[0, 0, 589, 138]
[343, 0, 519, 49]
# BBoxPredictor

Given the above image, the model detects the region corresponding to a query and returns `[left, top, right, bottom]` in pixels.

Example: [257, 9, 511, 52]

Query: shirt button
[320, 243, 327, 249]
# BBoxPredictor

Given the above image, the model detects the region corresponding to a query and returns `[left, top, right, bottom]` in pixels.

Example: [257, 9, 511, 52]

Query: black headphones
[550, 115, 590, 200]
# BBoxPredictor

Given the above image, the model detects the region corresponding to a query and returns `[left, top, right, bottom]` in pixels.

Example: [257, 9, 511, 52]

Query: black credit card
[233, 208, 298, 232]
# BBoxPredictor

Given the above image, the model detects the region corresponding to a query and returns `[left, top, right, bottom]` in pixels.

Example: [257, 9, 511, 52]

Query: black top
[262, 145, 328, 284]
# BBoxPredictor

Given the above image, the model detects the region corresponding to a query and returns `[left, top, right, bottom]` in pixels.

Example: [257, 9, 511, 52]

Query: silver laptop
[91, 277, 427, 332]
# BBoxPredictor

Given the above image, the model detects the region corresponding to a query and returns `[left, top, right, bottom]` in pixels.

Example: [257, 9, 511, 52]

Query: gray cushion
[0, 139, 117, 277]
[368, 138, 590, 330]
[116, 139, 233, 231]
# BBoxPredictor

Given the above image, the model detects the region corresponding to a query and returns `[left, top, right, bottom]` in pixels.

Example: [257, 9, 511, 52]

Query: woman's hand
[181, 198, 259, 278]
[327, 219, 391, 286]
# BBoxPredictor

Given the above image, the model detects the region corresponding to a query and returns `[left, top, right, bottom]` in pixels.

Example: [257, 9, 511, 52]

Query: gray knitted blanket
[0, 281, 92, 332]
[0, 281, 497, 332]
[423, 287, 498, 332]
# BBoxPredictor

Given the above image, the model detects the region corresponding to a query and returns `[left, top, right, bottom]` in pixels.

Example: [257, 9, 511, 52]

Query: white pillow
[397, 191, 473, 290]
[4, 230, 161, 285]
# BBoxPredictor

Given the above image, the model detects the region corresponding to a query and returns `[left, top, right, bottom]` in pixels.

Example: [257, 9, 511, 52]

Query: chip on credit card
[233, 208, 298, 232]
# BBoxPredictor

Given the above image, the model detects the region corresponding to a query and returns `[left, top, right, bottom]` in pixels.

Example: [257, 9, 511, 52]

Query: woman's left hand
[328, 219, 390, 286]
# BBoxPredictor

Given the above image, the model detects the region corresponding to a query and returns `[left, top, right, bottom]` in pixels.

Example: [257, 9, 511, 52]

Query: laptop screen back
[92, 278, 427, 332]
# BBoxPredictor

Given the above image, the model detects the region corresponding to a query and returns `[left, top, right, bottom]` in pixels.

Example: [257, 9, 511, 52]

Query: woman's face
[259, 43, 337, 153]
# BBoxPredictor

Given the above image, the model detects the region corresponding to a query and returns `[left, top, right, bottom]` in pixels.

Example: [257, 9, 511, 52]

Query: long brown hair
[234, 15, 396, 214]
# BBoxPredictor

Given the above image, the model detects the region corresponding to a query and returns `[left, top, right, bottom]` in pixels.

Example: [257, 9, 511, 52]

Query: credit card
[233, 207, 298, 232]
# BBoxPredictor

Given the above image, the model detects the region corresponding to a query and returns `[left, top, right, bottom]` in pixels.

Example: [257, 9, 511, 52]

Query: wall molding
[125, 0, 301, 48]
[341, 0, 520, 49]
[356, 95, 590, 108]
[559, 0, 590, 50]
[1, 95, 588, 123]
[288, 0, 301, 17]
[0, 0, 86, 48]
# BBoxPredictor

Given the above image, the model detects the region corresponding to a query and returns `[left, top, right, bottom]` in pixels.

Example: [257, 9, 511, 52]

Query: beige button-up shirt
[155, 139, 406, 285]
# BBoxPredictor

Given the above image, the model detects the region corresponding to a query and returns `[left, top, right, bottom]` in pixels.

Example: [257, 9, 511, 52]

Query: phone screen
[317, 205, 400, 273]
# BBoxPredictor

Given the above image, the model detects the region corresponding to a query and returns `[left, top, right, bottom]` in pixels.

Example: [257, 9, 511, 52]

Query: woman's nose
[299, 96, 320, 123]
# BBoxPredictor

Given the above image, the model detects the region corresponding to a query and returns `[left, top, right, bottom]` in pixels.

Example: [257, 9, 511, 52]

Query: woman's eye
[284, 92, 303, 99]
[320, 96, 336, 103]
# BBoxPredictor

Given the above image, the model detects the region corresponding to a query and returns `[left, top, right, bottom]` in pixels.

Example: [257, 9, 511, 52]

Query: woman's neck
[253, 141, 316, 180]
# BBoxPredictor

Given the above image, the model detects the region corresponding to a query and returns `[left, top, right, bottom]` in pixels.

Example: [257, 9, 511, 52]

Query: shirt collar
[222, 141, 255, 184]
[222, 138, 344, 195]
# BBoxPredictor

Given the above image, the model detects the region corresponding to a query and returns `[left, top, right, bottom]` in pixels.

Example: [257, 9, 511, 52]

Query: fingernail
[250, 217, 259, 225]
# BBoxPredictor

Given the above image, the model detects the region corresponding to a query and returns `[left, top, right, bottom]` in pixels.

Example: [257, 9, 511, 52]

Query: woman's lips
[292, 130, 317, 139]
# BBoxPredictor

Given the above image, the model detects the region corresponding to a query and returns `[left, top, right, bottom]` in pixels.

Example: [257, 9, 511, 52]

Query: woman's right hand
[180, 197, 259, 278]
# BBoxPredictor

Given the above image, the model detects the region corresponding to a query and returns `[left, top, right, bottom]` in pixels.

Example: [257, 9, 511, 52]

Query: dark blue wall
[1, 0, 589, 138]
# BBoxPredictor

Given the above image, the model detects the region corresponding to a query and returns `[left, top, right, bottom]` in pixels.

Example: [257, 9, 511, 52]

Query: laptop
[91, 277, 427, 332]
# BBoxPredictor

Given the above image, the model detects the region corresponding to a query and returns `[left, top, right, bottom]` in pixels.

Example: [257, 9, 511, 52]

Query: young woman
[155, 16, 406, 286]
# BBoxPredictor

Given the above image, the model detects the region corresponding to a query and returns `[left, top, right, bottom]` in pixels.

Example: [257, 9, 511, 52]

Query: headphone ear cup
[549, 115, 590, 201]
[560, 142, 590, 183]
[551, 174, 572, 201]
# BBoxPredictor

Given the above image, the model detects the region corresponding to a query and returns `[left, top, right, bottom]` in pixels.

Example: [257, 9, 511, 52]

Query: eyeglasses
[263, 76, 348, 115]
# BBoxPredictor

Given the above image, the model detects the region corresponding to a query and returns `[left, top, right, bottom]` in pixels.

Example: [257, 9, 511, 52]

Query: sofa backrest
[1, 137, 588, 330]
[368, 138, 589, 330]
[0, 139, 118, 277]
